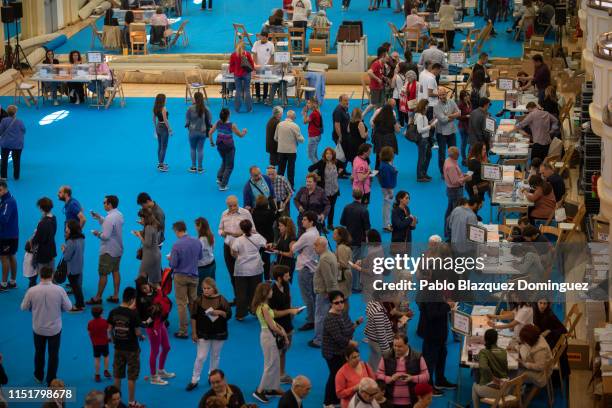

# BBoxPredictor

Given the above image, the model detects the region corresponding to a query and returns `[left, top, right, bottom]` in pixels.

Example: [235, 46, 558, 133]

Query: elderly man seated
[401, 9, 428, 41]
[347, 378, 386, 408]
[311, 10, 331, 39]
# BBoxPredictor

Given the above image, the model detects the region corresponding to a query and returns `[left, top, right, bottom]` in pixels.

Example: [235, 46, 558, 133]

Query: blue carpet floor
[0, 96, 563, 407]
[56, 0, 527, 57]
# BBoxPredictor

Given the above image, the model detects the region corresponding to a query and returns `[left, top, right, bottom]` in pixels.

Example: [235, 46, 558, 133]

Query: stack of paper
[596, 325, 612, 376]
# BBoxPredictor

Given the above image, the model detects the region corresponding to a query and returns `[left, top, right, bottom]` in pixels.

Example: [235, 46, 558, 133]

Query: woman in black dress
[465, 142, 489, 203]
[308, 147, 345, 230]
[252, 195, 277, 280]
[344, 108, 368, 169]
[372, 103, 400, 169]
[391, 191, 417, 255]
[270, 217, 297, 281]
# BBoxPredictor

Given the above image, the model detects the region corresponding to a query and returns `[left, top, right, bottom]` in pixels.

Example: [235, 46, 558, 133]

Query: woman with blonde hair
[228, 41, 255, 113]
[186, 278, 232, 392]
[414, 99, 437, 182]
[252, 282, 288, 403]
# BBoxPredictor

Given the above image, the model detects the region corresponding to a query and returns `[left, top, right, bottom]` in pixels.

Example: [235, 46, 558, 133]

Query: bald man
[218, 195, 254, 303]
[310, 236, 339, 348]
[275, 110, 305, 187]
[279, 375, 312, 408]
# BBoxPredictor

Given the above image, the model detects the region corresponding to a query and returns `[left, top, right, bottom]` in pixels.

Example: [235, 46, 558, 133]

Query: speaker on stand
[6, 2, 30, 71]
[554, 2, 568, 69]
[1, 5, 14, 72]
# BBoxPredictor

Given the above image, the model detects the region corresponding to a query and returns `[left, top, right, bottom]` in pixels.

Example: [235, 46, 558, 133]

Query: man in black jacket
[416, 284, 457, 395]
[198, 369, 245, 408]
[266, 107, 283, 166]
[278, 375, 311, 408]
[339, 189, 371, 293]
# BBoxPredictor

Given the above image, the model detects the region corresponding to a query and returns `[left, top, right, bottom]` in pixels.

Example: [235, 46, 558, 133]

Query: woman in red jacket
[229, 42, 255, 113]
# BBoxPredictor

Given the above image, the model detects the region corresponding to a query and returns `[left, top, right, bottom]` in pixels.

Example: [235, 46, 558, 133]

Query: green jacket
[478, 346, 508, 385]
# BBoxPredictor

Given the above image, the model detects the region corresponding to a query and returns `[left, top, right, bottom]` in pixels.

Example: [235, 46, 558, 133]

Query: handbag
[273, 330, 287, 350]
[54, 258, 68, 284]
[335, 143, 346, 162]
[405, 122, 419, 143]
[22, 252, 36, 278]
[240, 54, 253, 73]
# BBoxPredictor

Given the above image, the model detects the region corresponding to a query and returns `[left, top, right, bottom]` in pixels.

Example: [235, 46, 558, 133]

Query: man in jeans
[87, 195, 124, 305]
[289, 211, 319, 331]
[169, 221, 202, 338]
[443, 147, 470, 238]
[310, 236, 339, 348]
[274, 110, 305, 187]
[339, 189, 371, 293]
[21, 266, 72, 385]
[302, 98, 323, 164]
[433, 87, 460, 177]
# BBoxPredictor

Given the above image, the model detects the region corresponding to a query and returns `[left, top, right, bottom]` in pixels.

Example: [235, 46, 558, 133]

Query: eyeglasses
[363, 390, 378, 397]
[332, 300, 345, 305]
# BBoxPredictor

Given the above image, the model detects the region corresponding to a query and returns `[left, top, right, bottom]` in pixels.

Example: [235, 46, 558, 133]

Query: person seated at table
[438, 0, 456, 49]
[311, 10, 331, 38]
[527, 157, 542, 179]
[402, 8, 428, 40]
[267, 8, 286, 33]
[535, 0, 555, 34]
[532, 296, 570, 376]
[511, 244, 545, 280]
[121, 10, 135, 48]
[506, 216, 531, 242]
[87, 61, 112, 105]
[517, 324, 553, 388]
[68, 50, 86, 104]
[540, 85, 560, 120]
[41, 49, 60, 106]
[471, 329, 509, 408]
[103, 8, 119, 26]
[523, 175, 556, 223]
[495, 71, 532, 118]
[487, 294, 533, 339]
[539, 161, 565, 202]
[150, 7, 169, 46]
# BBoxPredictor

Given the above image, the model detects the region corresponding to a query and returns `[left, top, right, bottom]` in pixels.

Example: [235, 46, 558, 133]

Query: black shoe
[186, 382, 198, 391]
[252, 391, 270, 404]
[417, 177, 431, 183]
[298, 322, 314, 331]
[432, 387, 444, 397]
[7, 282, 16, 289]
[308, 340, 321, 348]
[264, 390, 284, 396]
[174, 332, 188, 339]
[436, 381, 457, 389]
[0, 285, 7, 292]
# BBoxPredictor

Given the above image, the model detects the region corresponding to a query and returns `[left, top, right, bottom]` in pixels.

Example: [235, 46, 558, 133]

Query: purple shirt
[169, 234, 203, 277]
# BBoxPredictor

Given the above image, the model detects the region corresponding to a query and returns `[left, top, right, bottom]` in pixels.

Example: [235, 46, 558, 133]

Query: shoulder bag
[405, 119, 419, 143]
[240, 53, 254, 73]
[54, 258, 68, 284]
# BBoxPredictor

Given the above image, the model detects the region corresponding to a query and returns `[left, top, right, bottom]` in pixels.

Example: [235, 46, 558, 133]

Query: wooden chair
[475, 21, 493, 54]
[498, 224, 513, 239]
[104, 70, 126, 109]
[404, 28, 422, 52]
[558, 203, 586, 240]
[545, 138, 564, 163]
[233, 23, 254, 48]
[479, 373, 527, 408]
[563, 304, 582, 339]
[388, 22, 406, 51]
[522, 347, 558, 408]
[90, 20, 104, 48]
[558, 98, 574, 139]
[293, 70, 316, 106]
[429, 28, 448, 51]
[129, 23, 147, 55]
[184, 70, 208, 104]
[549, 333, 568, 400]
[289, 27, 306, 55]
[461, 28, 480, 58]
[360, 73, 371, 108]
[12, 72, 36, 107]
[499, 206, 528, 224]
[166, 19, 189, 48]
[540, 225, 562, 250]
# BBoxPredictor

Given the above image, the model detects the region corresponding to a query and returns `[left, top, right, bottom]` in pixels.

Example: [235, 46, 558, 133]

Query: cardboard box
[593, 215, 610, 242]
[309, 39, 327, 56]
[567, 339, 590, 369]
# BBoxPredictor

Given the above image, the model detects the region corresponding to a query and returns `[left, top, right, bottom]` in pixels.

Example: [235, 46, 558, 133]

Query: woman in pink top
[335, 346, 375, 408]
[352, 143, 372, 204]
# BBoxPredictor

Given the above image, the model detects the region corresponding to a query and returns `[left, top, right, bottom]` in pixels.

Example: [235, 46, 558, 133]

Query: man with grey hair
[266, 165, 293, 215]
[266, 106, 284, 166]
[279, 375, 312, 408]
[310, 236, 339, 348]
[347, 377, 381, 408]
[84, 390, 104, 408]
[274, 110, 305, 187]
[242, 165, 275, 211]
[434, 87, 460, 177]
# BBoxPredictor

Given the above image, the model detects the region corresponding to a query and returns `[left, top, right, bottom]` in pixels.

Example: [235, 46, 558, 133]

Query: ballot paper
[206, 307, 219, 322]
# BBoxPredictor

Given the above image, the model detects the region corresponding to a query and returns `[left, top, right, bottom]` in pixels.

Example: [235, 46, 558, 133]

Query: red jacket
[229, 51, 254, 78]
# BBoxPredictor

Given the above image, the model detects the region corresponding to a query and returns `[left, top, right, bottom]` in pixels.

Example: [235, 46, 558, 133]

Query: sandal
[106, 296, 119, 303]
[86, 297, 102, 305]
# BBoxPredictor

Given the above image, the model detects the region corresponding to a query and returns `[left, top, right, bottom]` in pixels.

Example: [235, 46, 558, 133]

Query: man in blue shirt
[242, 166, 276, 211]
[0, 180, 18, 290]
[57, 185, 86, 227]
[168, 221, 202, 339]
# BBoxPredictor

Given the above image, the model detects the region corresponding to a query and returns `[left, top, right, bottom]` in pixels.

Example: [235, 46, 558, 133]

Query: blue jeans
[156, 124, 169, 164]
[436, 133, 457, 175]
[234, 75, 252, 113]
[43, 82, 59, 101]
[217, 146, 235, 188]
[189, 133, 206, 168]
[459, 128, 469, 164]
[351, 246, 364, 292]
[297, 268, 315, 324]
[307, 136, 321, 164]
[313, 293, 330, 345]
[417, 136, 433, 179]
[445, 187, 464, 237]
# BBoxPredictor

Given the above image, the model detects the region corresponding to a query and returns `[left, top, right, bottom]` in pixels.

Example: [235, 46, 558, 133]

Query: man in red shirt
[363, 46, 388, 117]
[302, 98, 323, 164]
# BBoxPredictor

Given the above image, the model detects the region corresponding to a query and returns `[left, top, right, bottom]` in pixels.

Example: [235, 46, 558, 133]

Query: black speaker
[1, 6, 14, 24]
[554, 5, 567, 26]
[12, 2, 22, 20]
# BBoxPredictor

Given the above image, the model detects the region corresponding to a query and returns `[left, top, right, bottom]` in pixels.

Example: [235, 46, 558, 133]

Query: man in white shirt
[417, 62, 441, 140]
[289, 211, 319, 331]
[251, 32, 275, 103]
[292, 0, 312, 26]
[418, 39, 447, 71]
[274, 110, 305, 187]
[218, 195, 254, 303]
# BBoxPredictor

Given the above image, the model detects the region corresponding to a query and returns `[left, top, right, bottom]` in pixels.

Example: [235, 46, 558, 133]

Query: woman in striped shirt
[365, 293, 395, 370]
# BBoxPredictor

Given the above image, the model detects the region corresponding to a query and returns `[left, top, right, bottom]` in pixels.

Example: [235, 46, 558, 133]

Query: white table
[31, 73, 113, 106]
[429, 21, 475, 30]
[214, 73, 295, 107]
[491, 182, 531, 207]
[490, 142, 530, 158]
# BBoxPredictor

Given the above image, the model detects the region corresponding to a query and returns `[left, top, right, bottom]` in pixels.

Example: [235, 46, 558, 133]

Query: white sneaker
[158, 369, 176, 379]
[53, 100, 59, 106]
[150, 375, 168, 385]
[219, 185, 229, 191]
